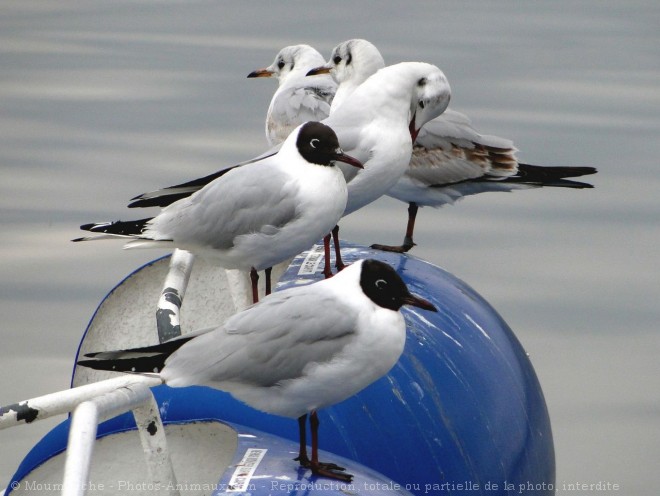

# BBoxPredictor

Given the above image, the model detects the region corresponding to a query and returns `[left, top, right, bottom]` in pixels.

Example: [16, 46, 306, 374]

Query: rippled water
[1, 1, 658, 493]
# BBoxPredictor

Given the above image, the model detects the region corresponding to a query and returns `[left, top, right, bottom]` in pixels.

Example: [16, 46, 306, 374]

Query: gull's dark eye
[417, 77, 427, 87]
[375, 279, 387, 289]
[310, 138, 319, 149]
[333, 55, 342, 65]
[277, 60, 285, 70]
[419, 101, 425, 109]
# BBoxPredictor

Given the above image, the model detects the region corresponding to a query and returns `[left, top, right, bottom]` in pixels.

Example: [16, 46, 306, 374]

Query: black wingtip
[518, 163, 598, 179]
[550, 178, 595, 189]
[77, 357, 164, 373]
[76, 358, 130, 372]
[128, 195, 188, 209]
[78, 336, 194, 372]
[76, 359, 113, 371]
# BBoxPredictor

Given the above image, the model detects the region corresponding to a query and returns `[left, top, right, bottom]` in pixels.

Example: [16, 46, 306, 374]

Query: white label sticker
[227, 448, 267, 492]
[298, 244, 325, 275]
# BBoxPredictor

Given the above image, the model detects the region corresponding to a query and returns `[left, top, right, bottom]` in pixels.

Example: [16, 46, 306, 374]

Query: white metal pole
[0, 375, 162, 430]
[60, 383, 179, 496]
[132, 394, 179, 496]
[156, 249, 195, 342]
[62, 402, 98, 496]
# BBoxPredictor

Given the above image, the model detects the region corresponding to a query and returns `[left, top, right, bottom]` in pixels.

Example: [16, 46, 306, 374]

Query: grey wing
[409, 109, 520, 186]
[127, 145, 283, 209]
[164, 288, 358, 387]
[147, 163, 299, 249]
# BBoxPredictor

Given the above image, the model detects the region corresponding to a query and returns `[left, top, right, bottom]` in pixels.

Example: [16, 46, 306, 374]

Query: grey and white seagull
[78, 259, 438, 482]
[247, 44, 336, 147]
[74, 121, 362, 303]
[128, 60, 453, 273]
[308, 39, 597, 252]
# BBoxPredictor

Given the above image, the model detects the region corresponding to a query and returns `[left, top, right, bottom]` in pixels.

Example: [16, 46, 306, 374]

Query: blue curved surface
[183, 245, 555, 494]
[11, 245, 554, 495]
[9, 388, 413, 495]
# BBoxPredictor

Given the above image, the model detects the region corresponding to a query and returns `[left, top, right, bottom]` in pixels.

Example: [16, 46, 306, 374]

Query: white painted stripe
[227, 448, 267, 492]
[298, 244, 325, 275]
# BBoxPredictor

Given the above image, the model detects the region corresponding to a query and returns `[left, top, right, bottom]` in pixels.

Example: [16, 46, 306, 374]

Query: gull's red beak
[333, 149, 363, 169]
[403, 293, 437, 312]
[409, 114, 420, 143]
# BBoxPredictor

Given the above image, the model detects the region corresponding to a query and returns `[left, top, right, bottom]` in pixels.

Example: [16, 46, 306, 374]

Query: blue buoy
[9, 244, 554, 495]
[166, 245, 556, 494]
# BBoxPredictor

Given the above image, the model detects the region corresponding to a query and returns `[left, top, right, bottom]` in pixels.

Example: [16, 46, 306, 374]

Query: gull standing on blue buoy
[130, 61, 453, 274]
[78, 259, 437, 482]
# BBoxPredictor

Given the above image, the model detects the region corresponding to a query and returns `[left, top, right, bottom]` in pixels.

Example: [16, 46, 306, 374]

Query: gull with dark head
[129, 58, 452, 275]
[310, 39, 597, 253]
[74, 121, 362, 303]
[247, 44, 336, 147]
[78, 259, 438, 482]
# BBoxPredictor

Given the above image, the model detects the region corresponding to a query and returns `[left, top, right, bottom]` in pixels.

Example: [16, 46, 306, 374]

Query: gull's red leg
[309, 411, 352, 482]
[322, 234, 333, 279]
[249, 267, 259, 303]
[370, 202, 418, 253]
[331, 225, 346, 271]
[265, 267, 272, 295]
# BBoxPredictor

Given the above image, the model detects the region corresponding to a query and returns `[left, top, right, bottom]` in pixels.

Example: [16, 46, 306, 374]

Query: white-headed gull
[78, 258, 437, 481]
[325, 61, 451, 216]
[309, 39, 597, 252]
[247, 44, 336, 147]
[319, 61, 451, 270]
[74, 121, 362, 303]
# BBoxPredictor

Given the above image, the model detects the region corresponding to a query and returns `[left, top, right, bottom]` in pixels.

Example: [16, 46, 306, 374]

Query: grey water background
[1, 0, 658, 492]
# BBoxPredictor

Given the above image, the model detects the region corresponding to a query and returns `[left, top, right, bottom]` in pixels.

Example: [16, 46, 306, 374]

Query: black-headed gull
[309, 39, 597, 252]
[247, 46, 452, 272]
[74, 121, 362, 303]
[78, 258, 437, 481]
[128, 61, 452, 272]
[247, 44, 336, 147]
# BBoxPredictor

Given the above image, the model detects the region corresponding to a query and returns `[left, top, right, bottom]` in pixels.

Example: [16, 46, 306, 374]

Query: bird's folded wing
[278, 83, 334, 123]
[409, 109, 519, 186]
[150, 165, 300, 250]
[163, 289, 359, 387]
[128, 147, 282, 209]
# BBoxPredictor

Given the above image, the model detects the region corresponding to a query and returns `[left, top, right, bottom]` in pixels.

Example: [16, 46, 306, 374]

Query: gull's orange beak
[307, 65, 332, 77]
[247, 68, 275, 78]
